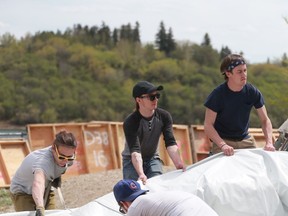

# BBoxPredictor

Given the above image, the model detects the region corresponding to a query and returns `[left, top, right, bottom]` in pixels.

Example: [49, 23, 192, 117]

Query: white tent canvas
[2, 149, 288, 216]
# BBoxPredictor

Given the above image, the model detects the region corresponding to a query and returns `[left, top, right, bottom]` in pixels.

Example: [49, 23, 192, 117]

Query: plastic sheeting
[2, 149, 288, 216]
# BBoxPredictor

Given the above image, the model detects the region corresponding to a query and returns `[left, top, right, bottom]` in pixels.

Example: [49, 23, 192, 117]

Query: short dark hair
[53, 130, 77, 148]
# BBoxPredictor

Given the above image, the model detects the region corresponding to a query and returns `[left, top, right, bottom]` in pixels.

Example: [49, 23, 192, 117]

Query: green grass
[0, 188, 12, 208]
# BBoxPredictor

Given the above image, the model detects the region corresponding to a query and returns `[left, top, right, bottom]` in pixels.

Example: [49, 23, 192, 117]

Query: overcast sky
[0, 0, 287, 63]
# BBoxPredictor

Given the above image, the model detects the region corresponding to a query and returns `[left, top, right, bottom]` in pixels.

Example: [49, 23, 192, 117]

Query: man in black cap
[113, 179, 219, 216]
[121, 81, 185, 185]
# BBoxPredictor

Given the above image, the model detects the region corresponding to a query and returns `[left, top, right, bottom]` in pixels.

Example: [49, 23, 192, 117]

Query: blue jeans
[122, 157, 163, 180]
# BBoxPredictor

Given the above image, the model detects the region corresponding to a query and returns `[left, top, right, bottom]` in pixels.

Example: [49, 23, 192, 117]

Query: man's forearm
[167, 145, 184, 169]
[131, 152, 145, 176]
[204, 124, 226, 147]
[32, 170, 46, 208]
[262, 119, 273, 144]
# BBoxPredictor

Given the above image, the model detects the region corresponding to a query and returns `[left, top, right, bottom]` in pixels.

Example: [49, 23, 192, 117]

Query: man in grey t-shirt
[10, 130, 77, 216]
[113, 179, 219, 216]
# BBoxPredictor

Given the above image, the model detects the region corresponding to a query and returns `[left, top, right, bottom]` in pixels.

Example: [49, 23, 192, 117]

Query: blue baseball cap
[113, 179, 148, 203]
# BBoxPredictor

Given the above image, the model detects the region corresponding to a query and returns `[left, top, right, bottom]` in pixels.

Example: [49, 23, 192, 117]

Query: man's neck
[139, 108, 155, 118]
[227, 81, 244, 92]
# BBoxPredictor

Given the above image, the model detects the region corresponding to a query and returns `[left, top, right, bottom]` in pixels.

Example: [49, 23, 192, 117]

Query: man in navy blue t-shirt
[204, 54, 275, 156]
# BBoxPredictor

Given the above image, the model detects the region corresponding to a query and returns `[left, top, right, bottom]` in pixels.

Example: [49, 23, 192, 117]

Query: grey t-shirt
[10, 146, 68, 194]
[127, 191, 218, 216]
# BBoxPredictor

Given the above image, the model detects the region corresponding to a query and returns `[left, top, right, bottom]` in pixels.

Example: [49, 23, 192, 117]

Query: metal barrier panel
[190, 125, 211, 162]
[109, 122, 125, 169]
[248, 128, 279, 148]
[0, 140, 30, 187]
[83, 123, 118, 172]
[89, 121, 125, 169]
[159, 124, 193, 166]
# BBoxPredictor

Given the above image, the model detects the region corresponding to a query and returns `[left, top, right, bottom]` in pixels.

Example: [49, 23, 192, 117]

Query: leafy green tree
[0, 33, 17, 46]
[0, 22, 287, 128]
[146, 59, 180, 82]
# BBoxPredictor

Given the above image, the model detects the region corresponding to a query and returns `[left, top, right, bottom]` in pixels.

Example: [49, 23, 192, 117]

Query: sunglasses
[54, 145, 76, 161]
[140, 93, 160, 101]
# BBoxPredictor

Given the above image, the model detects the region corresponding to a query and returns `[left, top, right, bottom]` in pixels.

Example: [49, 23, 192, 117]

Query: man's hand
[221, 144, 234, 156]
[138, 174, 147, 185]
[35, 206, 45, 216]
[175, 162, 186, 172]
[264, 143, 275, 151]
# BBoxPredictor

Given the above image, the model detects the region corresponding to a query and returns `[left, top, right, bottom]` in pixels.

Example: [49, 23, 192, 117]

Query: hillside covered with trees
[0, 21, 287, 128]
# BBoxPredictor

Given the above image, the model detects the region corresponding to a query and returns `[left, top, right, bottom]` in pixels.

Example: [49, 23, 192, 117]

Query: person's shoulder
[245, 83, 260, 92]
[156, 108, 170, 115]
[155, 108, 173, 120]
[124, 111, 139, 120]
[31, 146, 51, 156]
[246, 82, 257, 88]
[31, 147, 54, 167]
[124, 111, 141, 126]
[209, 82, 226, 94]
[216, 82, 227, 90]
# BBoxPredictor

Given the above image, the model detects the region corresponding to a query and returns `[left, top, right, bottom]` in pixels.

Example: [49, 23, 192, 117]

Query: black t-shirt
[122, 108, 177, 160]
[204, 82, 264, 140]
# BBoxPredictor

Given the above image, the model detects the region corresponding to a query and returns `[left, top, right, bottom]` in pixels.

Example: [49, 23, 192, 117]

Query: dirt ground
[1, 167, 175, 214]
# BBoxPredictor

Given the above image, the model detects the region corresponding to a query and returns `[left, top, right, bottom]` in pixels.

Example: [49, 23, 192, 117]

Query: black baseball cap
[132, 81, 163, 98]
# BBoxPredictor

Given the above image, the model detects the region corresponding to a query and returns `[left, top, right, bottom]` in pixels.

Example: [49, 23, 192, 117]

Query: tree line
[0, 21, 287, 128]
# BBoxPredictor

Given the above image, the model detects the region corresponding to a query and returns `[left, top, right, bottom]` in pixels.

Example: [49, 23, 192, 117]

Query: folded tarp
[2, 149, 288, 216]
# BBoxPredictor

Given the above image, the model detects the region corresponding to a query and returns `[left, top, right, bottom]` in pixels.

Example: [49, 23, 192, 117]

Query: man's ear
[226, 71, 232, 77]
[121, 201, 130, 210]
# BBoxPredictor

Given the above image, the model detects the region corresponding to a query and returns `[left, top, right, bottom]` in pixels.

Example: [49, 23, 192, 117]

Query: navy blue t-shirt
[204, 82, 264, 140]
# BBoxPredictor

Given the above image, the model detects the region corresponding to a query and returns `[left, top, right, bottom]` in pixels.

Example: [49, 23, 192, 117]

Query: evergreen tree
[120, 23, 132, 41]
[219, 46, 232, 60]
[166, 28, 176, 55]
[98, 22, 112, 47]
[281, 53, 288, 67]
[132, 22, 141, 43]
[155, 21, 176, 56]
[201, 33, 211, 47]
[155, 21, 167, 50]
[112, 28, 118, 45]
